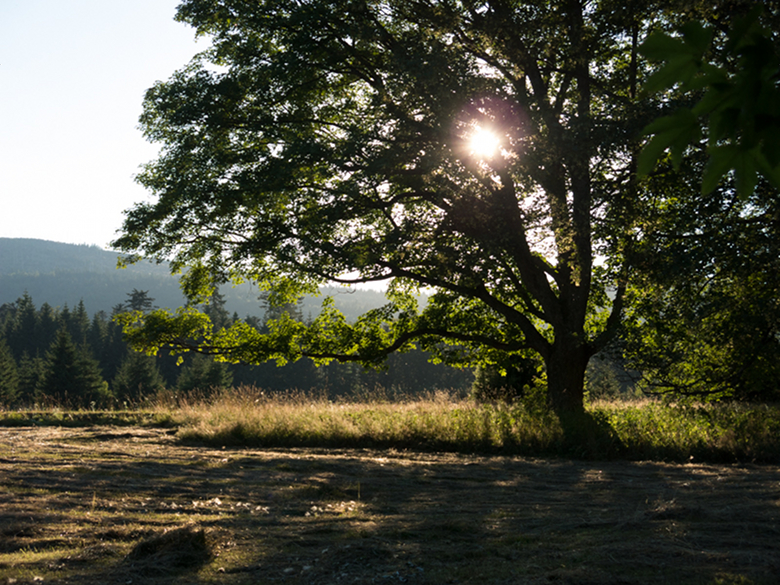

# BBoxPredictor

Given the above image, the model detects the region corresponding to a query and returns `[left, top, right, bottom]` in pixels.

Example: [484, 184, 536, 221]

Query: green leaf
[642, 56, 699, 95]
[733, 149, 759, 200]
[691, 81, 734, 118]
[754, 152, 780, 191]
[679, 22, 712, 56]
[641, 108, 695, 136]
[725, 4, 765, 53]
[701, 145, 738, 194]
[638, 110, 700, 175]
[639, 32, 687, 62]
[637, 133, 673, 177]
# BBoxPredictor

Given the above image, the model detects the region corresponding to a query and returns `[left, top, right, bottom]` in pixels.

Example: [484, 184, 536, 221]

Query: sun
[468, 127, 501, 159]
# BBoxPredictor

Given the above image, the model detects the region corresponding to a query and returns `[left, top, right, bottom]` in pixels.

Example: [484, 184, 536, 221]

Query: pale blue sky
[0, 0, 208, 248]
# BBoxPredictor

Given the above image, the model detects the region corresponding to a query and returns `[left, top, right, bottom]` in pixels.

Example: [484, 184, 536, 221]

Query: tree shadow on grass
[1, 427, 780, 584]
[556, 409, 626, 460]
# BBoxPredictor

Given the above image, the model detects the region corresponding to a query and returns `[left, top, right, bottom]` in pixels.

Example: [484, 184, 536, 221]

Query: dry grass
[1, 425, 779, 584]
[165, 388, 570, 460]
[148, 387, 780, 463]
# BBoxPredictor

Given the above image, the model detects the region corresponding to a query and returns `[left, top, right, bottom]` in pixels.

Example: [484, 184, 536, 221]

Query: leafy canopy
[114, 0, 675, 411]
[630, 4, 780, 400]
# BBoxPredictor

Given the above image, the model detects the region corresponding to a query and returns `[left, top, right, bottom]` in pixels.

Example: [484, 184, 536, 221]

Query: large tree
[114, 0, 692, 413]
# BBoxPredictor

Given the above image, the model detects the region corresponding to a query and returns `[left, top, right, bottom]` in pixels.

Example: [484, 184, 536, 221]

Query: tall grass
[154, 387, 780, 463]
[2, 387, 777, 462]
[592, 398, 780, 462]
[165, 387, 563, 456]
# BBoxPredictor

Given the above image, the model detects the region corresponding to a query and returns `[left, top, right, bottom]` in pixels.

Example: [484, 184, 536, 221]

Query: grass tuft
[122, 526, 212, 577]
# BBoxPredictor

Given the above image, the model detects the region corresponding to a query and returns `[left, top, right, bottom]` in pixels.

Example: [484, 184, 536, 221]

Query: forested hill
[0, 238, 390, 319]
[0, 238, 143, 275]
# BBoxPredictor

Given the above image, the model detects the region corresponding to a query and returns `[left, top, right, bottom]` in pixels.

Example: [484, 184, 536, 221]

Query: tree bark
[545, 334, 591, 414]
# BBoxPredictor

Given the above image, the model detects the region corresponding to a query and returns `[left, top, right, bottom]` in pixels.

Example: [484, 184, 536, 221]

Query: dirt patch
[0, 426, 779, 584]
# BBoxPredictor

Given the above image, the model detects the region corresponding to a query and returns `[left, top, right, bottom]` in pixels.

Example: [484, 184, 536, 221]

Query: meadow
[1, 390, 779, 584]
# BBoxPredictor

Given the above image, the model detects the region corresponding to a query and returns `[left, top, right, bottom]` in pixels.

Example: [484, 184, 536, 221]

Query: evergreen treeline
[0, 291, 472, 408]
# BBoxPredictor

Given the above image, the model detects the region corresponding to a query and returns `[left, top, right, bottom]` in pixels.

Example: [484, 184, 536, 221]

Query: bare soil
[1, 426, 779, 584]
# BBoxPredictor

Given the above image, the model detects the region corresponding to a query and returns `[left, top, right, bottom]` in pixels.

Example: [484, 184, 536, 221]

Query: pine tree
[103, 304, 130, 382]
[39, 328, 111, 407]
[38, 328, 80, 405]
[0, 339, 19, 406]
[37, 303, 59, 355]
[203, 290, 230, 331]
[75, 347, 112, 407]
[124, 289, 156, 313]
[70, 300, 91, 347]
[176, 354, 232, 394]
[113, 351, 165, 402]
[259, 291, 304, 328]
[16, 353, 44, 405]
[7, 293, 38, 360]
[0, 302, 16, 337]
[87, 311, 108, 360]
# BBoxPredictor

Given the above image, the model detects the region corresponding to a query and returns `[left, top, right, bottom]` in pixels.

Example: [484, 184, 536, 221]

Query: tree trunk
[545, 336, 591, 414]
[545, 336, 625, 458]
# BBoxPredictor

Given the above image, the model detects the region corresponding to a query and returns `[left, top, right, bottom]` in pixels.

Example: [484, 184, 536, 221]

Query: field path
[1, 426, 779, 584]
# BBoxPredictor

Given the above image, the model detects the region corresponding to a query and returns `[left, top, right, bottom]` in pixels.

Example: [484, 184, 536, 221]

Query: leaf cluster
[638, 6, 780, 197]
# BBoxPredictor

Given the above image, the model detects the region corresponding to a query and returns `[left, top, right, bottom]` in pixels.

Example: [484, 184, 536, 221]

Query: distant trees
[175, 353, 233, 394]
[0, 339, 19, 405]
[38, 328, 110, 407]
[0, 293, 145, 406]
[113, 351, 165, 402]
[5, 292, 38, 360]
[0, 290, 472, 407]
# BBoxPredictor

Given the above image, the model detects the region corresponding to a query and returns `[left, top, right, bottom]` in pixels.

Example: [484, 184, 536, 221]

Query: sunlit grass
[3, 388, 779, 462]
[166, 388, 564, 456]
[591, 398, 780, 462]
[153, 387, 780, 462]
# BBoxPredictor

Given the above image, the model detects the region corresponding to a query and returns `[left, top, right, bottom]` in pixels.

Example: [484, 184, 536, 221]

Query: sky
[0, 0, 209, 249]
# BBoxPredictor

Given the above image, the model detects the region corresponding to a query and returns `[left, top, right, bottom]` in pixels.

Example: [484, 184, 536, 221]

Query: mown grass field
[1, 391, 779, 584]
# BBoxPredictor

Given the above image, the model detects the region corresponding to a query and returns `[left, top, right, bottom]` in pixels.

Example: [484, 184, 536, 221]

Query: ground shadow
[1, 427, 779, 584]
[557, 409, 627, 459]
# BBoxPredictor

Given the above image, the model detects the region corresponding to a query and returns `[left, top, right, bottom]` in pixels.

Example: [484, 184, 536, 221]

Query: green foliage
[0, 291, 472, 404]
[16, 353, 44, 404]
[626, 149, 780, 400]
[176, 353, 233, 393]
[113, 351, 166, 402]
[6, 292, 39, 360]
[471, 352, 544, 404]
[38, 328, 112, 408]
[0, 339, 19, 406]
[584, 356, 624, 401]
[123, 289, 157, 313]
[630, 6, 780, 401]
[112, 0, 681, 413]
[639, 7, 780, 197]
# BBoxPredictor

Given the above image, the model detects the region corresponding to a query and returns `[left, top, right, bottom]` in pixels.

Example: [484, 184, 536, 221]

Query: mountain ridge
[0, 238, 389, 320]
